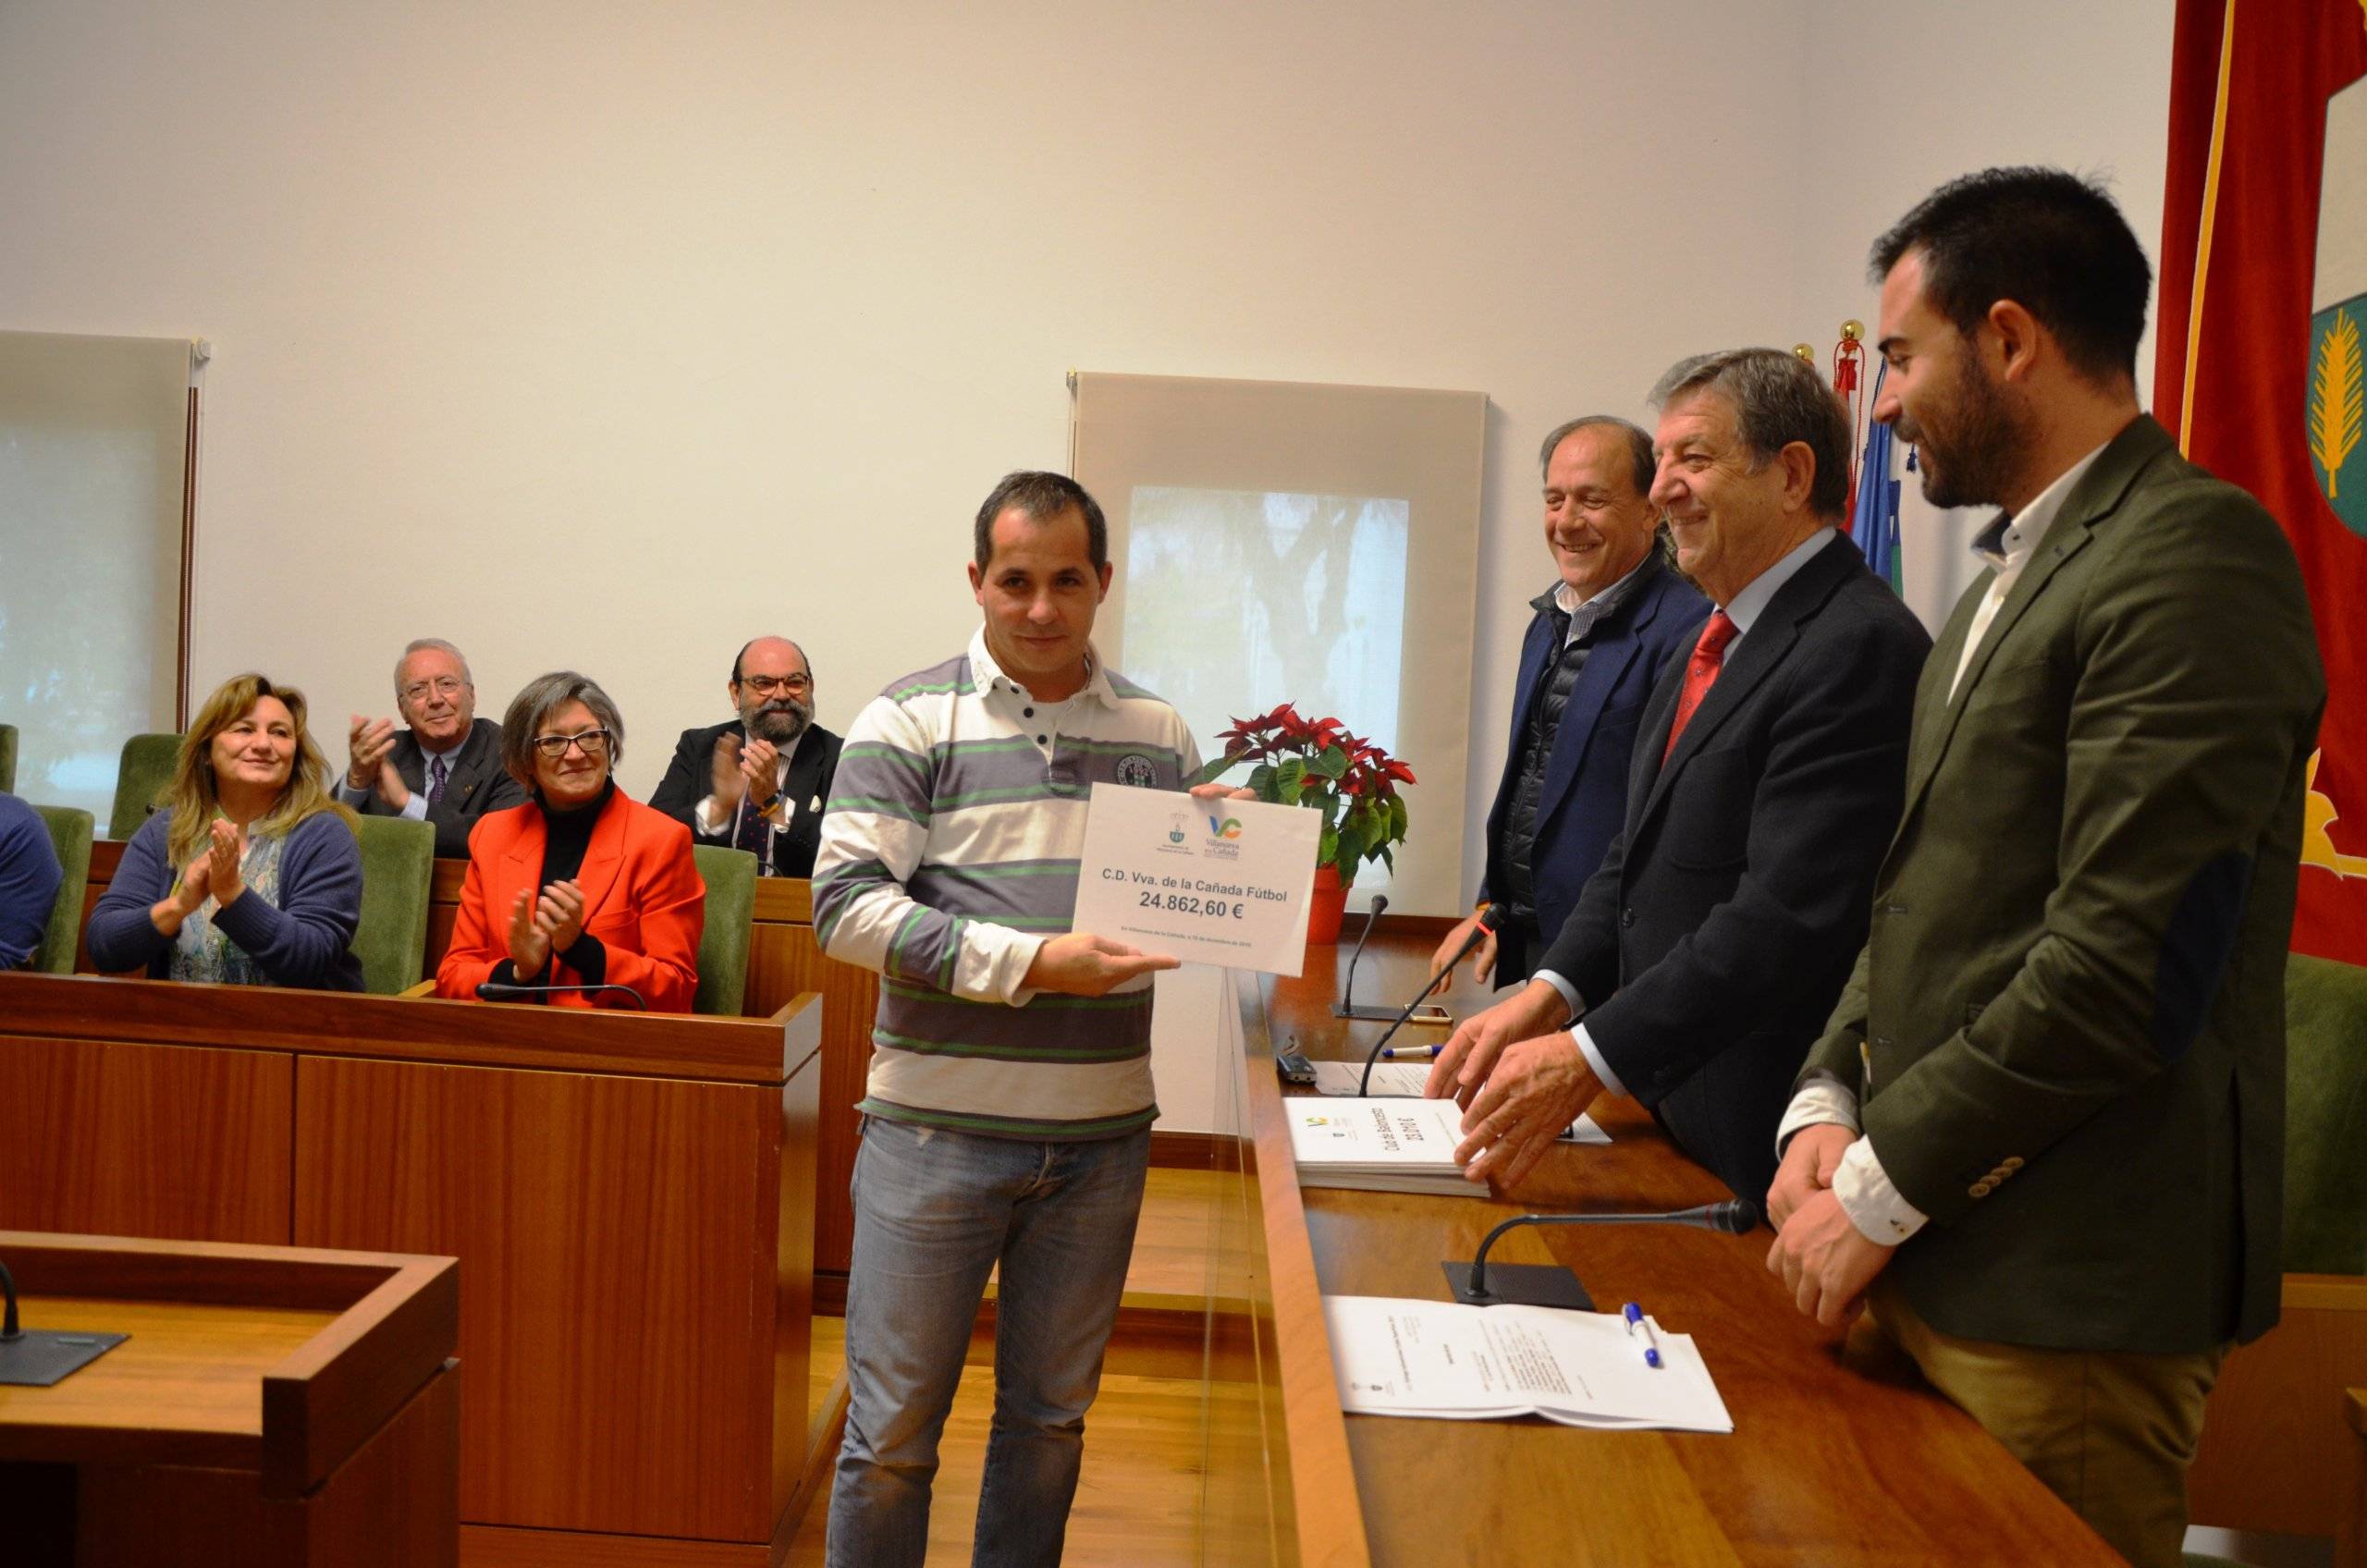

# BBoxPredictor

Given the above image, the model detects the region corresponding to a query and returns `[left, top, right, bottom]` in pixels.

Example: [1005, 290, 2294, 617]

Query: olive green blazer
[1799, 414, 2324, 1354]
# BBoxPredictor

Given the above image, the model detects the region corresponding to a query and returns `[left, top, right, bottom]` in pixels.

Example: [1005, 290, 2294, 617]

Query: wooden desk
[0, 1230, 460, 1567]
[79, 837, 883, 1283]
[0, 971, 826, 1566]
[1206, 937, 2122, 1566]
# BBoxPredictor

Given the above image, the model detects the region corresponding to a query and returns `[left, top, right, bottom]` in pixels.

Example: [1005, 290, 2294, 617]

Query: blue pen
[1376, 1043, 1442, 1060]
[1622, 1302, 1663, 1368]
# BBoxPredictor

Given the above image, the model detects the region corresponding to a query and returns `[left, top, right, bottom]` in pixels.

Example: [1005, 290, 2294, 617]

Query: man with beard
[343, 637, 528, 857]
[648, 636, 842, 877]
[1764, 167, 2324, 1568]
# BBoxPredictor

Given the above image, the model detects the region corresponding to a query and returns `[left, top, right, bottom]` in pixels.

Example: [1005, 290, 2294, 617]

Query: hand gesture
[154, 849, 215, 933]
[1769, 1189, 1894, 1330]
[710, 733, 747, 811]
[507, 888, 551, 975]
[1024, 931, 1181, 998]
[739, 737, 780, 811]
[1422, 980, 1566, 1109]
[348, 715, 399, 798]
[534, 879, 587, 955]
[1767, 1122, 1855, 1228]
[1426, 911, 1499, 995]
[1453, 1030, 1602, 1190]
[207, 819, 248, 907]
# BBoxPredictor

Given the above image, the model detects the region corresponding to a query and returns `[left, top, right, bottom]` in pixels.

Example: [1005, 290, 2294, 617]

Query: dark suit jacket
[1538, 533, 1931, 1207]
[1480, 557, 1711, 982]
[347, 717, 528, 858]
[1799, 416, 2324, 1354]
[646, 720, 843, 878]
[435, 790, 705, 1012]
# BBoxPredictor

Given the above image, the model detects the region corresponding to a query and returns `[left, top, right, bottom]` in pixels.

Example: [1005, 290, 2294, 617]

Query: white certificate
[1071, 784, 1321, 975]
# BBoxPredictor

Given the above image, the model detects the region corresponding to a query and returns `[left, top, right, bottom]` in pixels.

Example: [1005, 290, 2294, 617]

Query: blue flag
[1854, 362, 1905, 592]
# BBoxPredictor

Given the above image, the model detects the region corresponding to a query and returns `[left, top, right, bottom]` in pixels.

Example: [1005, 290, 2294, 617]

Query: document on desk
[1070, 784, 1320, 975]
[1324, 1295, 1733, 1433]
[1286, 1096, 1479, 1195]
[1306, 1061, 1612, 1145]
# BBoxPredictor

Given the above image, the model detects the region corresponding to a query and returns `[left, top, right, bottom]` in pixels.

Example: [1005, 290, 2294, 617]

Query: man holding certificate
[811, 471, 1208, 1568]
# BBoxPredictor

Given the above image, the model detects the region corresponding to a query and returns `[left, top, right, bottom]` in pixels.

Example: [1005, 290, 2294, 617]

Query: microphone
[1332, 894, 1392, 1020]
[1356, 904, 1502, 1095]
[0, 1256, 129, 1386]
[1442, 1200, 1761, 1308]
[474, 981, 648, 1011]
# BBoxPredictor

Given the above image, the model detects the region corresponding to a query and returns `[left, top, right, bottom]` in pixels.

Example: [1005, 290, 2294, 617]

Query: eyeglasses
[532, 729, 613, 759]
[738, 673, 811, 697]
[402, 676, 469, 703]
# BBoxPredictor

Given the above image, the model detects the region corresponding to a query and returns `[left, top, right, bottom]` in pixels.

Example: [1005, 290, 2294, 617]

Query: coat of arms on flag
[2311, 78, 2367, 537]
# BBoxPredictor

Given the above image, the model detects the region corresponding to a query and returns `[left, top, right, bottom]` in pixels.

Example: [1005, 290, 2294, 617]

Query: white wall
[0, 0, 2176, 1124]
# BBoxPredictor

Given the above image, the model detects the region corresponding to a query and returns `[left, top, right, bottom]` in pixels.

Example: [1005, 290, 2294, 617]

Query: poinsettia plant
[1187, 703, 1415, 882]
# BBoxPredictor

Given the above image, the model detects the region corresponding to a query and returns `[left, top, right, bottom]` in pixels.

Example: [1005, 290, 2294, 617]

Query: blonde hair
[166, 674, 359, 868]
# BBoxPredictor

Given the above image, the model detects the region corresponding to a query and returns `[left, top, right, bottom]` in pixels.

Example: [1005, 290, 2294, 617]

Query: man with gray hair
[343, 637, 526, 856]
[1429, 349, 1931, 1209]
[1431, 414, 1709, 993]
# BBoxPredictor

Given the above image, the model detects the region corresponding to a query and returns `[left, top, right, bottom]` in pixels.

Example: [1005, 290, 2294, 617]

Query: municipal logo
[1207, 815, 1243, 840]
[1114, 753, 1159, 788]
[2310, 75, 2367, 539]
[1168, 811, 1190, 844]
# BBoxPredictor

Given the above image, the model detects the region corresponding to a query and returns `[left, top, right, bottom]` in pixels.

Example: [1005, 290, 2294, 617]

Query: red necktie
[1662, 610, 1739, 762]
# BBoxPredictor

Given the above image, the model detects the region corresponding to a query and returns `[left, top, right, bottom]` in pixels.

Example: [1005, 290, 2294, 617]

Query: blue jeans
[826, 1116, 1150, 1568]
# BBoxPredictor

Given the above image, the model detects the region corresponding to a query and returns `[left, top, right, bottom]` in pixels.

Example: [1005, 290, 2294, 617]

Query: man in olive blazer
[1767, 169, 2325, 1568]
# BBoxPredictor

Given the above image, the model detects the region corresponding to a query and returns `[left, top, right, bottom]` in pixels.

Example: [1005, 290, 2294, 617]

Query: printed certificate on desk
[1072, 784, 1320, 975]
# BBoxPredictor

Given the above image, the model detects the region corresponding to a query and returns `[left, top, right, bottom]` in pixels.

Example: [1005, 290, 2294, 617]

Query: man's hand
[507, 888, 551, 976]
[1025, 932, 1180, 997]
[206, 819, 247, 907]
[1426, 910, 1498, 995]
[739, 737, 781, 811]
[1453, 1030, 1602, 1189]
[710, 734, 748, 812]
[1188, 783, 1257, 801]
[1767, 1188, 1895, 1329]
[533, 879, 587, 955]
[1423, 979, 1566, 1108]
[1767, 1122, 1855, 1228]
[348, 714, 401, 804]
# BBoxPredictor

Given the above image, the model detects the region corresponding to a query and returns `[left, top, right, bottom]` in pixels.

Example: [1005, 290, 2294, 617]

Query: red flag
[2156, 0, 2367, 965]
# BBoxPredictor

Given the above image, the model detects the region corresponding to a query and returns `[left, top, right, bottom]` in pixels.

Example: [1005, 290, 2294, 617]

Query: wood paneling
[2187, 1272, 2367, 1538]
[0, 1035, 292, 1243]
[1226, 938, 2126, 1568]
[292, 1053, 792, 1543]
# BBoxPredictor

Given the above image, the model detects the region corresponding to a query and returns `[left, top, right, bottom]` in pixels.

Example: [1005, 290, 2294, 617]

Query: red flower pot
[1306, 864, 1351, 945]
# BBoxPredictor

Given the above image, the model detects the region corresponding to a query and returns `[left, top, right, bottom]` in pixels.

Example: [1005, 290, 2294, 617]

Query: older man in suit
[647, 636, 842, 878]
[1764, 168, 2324, 1568]
[1430, 416, 1709, 992]
[344, 638, 527, 856]
[1428, 348, 1931, 1209]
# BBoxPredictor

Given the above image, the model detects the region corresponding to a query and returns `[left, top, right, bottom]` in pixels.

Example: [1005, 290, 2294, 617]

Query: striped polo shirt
[812, 627, 1200, 1140]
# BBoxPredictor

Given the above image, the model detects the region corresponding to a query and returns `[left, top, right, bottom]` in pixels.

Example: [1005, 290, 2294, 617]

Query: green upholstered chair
[350, 815, 435, 996]
[29, 804, 93, 975]
[107, 732, 181, 841]
[2285, 952, 2367, 1276]
[0, 723, 17, 793]
[690, 844, 758, 1017]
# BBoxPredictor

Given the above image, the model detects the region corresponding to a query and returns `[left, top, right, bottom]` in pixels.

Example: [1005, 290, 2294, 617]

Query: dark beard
[1908, 359, 2033, 510]
[747, 699, 811, 745]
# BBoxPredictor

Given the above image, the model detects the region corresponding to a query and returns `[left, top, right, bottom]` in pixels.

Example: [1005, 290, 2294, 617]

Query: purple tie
[428, 754, 448, 809]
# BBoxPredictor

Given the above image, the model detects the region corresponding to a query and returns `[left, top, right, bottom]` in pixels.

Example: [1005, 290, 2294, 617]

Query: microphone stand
[474, 982, 649, 1010]
[1356, 905, 1501, 1095]
[1441, 1200, 1761, 1307]
[0, 1256, 129, 1386]
[1332, 895, 1400, 1021]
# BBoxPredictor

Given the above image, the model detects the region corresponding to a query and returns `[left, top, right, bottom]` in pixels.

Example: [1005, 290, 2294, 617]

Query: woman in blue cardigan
[88, 673, 365, 991]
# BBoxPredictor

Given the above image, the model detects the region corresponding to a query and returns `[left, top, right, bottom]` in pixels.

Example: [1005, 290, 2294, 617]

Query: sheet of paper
[1286, 1096, 1469, 1172]
[1070, 784, 1320, 975]
[1304, 1062, 1613, 1145]
[1323, 1296, 1733, 1433]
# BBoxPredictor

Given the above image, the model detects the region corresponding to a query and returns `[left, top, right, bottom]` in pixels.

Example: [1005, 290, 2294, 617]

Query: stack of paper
[1323, 1295, 1733, 1433]
[1305, 1062, 1611, 1145]
[1285, 1096, 1479, 1195]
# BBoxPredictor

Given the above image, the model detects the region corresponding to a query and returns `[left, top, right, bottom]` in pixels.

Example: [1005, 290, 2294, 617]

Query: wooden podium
[0, 1231, 460, 1567]
[0, 973, 828, 1565]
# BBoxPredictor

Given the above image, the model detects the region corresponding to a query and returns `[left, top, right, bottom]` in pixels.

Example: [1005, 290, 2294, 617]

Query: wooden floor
[784, 1168, 1222, 1566]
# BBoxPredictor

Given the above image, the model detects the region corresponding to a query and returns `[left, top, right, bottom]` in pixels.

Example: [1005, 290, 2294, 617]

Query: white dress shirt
[1536, 527, 1837, 1095]
[1777, 441, 2106, 1247]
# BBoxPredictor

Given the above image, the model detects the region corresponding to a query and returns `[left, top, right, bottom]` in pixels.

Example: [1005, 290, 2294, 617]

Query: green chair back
[690, 844, 758, 1017]
[108, 733, 181, 841]
[2284, 951, 2367, 1275]
[29, 805, 93, 975]
[351, 815, 435, 996]
[0, 724, 17, 793]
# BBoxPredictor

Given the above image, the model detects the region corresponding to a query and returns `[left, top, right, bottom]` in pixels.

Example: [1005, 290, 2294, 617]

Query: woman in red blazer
[436, 671, 704, 1011]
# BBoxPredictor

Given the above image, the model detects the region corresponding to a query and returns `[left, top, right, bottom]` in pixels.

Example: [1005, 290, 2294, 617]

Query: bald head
[730, 637, 816, 744]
